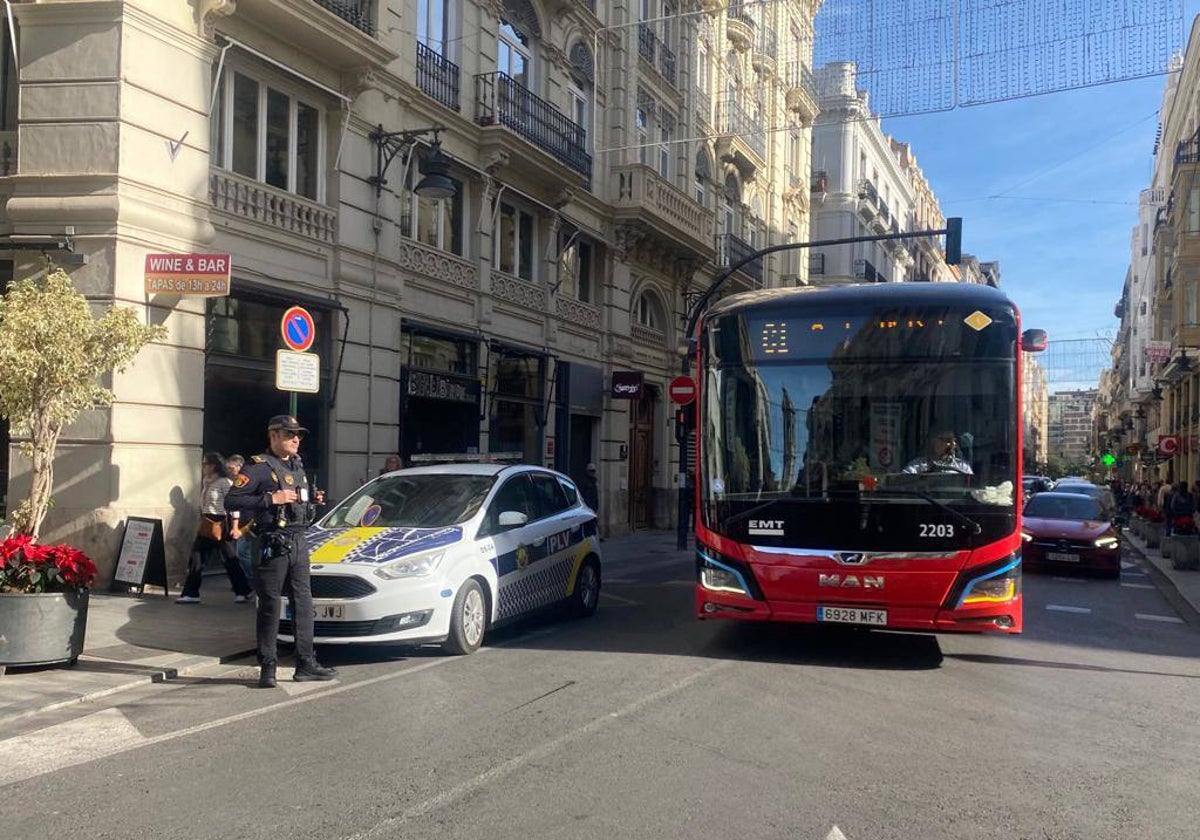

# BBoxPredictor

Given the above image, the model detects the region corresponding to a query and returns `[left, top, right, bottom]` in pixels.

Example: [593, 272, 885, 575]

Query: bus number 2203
[920, 523, 955, 538]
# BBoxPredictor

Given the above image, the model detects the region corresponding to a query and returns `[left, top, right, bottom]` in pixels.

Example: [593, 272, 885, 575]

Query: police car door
[482, 473, 543, 622]
[526, 471, 581, 606]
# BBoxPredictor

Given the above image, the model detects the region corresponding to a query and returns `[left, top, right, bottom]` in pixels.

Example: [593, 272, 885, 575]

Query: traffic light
[945, 217, 962, 265]
[674, 406, 693, 445]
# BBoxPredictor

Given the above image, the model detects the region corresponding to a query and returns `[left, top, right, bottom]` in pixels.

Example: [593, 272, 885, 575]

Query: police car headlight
[374, 550, 446, 580]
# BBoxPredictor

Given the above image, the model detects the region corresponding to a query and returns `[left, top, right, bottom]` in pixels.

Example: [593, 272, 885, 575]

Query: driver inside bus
[902, 430, 974, 476]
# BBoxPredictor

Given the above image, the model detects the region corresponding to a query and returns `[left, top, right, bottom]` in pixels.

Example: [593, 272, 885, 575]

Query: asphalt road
[1, 543, 1197, 840]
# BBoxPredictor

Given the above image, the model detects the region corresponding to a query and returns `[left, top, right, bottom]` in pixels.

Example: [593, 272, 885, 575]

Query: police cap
[268, 415, 309, 433]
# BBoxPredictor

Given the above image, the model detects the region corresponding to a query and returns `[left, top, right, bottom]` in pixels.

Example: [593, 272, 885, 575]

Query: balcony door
[499, 21, 531, 88]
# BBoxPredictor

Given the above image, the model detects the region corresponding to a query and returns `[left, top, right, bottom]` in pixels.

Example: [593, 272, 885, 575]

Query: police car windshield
[321, 474, 494, 529]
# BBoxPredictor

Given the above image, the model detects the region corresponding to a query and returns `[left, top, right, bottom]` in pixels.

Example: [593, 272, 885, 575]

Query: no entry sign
[668, 375, 696, 405]
[281, 306, 316, 353]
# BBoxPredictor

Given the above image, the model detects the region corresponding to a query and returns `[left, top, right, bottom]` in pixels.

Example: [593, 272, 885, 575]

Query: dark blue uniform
[224, 450, 318, 671]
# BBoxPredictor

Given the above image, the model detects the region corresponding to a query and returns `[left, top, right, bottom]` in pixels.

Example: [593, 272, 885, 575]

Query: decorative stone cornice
[199, 0, 236, 39]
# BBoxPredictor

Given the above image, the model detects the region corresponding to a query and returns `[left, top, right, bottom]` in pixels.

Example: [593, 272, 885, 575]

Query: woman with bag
[177, 451, 253, 604]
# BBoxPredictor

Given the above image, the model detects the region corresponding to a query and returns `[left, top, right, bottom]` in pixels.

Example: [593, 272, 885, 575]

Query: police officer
[225, 415, 337, 688]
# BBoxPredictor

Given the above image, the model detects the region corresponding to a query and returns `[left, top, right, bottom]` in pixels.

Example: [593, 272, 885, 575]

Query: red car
[1022, 491, 1121, 579]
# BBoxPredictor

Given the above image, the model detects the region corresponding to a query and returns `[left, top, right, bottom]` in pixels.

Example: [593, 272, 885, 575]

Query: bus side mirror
[1021, 328, 1048, 352]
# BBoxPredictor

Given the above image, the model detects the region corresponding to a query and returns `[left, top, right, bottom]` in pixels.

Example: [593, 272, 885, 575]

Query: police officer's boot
[258, 662, 277, 689]
[294, 658, 338, 681]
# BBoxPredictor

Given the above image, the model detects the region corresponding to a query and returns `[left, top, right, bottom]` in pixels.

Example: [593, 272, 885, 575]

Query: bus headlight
[958, 558, 1021, 607]
[697, 549, 751, 596]
[1093, 536, 1120, 550]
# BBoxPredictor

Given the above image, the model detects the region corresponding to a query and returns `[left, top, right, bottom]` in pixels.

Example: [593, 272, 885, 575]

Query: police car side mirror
[498, 511, 528, 529]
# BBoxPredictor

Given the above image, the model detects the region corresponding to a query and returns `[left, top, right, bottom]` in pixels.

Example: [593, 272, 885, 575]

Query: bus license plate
[817, 606, 887, 626]
[1048, 552, 1079, 563]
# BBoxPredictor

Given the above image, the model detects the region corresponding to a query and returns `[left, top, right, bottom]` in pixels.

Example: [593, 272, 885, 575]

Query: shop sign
[1146, 340, 1172, 363]
[144, 253, 231, 296]
[1156, 434, 1180, 457]
[407, 370, 479, 404]
[610, 371, 644, 399]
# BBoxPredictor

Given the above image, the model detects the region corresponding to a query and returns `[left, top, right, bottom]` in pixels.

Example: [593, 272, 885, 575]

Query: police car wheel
[443, 579, 486, 655]
[569, 557, 601, 618]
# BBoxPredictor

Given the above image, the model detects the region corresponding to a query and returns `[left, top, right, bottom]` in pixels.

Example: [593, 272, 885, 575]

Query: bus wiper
[868, 488, 983, 536]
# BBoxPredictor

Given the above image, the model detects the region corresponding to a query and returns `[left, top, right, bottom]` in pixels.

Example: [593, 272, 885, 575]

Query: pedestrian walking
[225, 415, 337, 688]
[224, 454, 255, 587]
[379, 453, 402, 475]
[177, 451, 253, 604]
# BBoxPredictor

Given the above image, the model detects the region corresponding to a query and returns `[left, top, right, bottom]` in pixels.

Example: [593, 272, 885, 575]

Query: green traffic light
[1101, 453, 1116, 467]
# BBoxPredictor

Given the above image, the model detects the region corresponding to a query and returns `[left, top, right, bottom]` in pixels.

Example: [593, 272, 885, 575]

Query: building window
[213, 70, 324, 202]
[496, 201, 536, 281]
[490, 350, 545, 463]
[499, 21, 531, 87]
[659, 123, 671, 178]
[568, 82, 591, 153]
[636, 107, 650, 166]
[418, 0, 452, 55]
[400, 151, 464, 256]
[558, 230, 596, 303]
[636, 290, 664, 331]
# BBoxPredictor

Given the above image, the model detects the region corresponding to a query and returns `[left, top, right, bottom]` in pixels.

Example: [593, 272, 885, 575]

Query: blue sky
[848, 4, 1199, 391]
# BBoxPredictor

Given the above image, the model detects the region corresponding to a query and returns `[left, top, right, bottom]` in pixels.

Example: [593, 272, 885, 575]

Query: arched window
[695, 146, 712, 206]
[498, 0, 541, 88]
[722, 172, 741, 236]
[636, 289, 666, 332]
[569, 42, 594, 151]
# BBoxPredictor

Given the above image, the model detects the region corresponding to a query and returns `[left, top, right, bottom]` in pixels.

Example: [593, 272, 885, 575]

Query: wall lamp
[367, 124, 456, 199]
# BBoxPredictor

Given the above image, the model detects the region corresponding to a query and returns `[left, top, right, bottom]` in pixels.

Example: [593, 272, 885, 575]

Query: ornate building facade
[0, 0, 821, 579]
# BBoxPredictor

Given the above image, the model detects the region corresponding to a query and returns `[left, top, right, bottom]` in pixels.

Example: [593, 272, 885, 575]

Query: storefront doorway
[489, 344, 546, 464]
[400, 326, 481, 463]
[629, 386, 657, 529]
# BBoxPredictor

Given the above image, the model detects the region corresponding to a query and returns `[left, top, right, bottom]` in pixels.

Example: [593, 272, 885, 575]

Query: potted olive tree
[0, 266, 165, 669]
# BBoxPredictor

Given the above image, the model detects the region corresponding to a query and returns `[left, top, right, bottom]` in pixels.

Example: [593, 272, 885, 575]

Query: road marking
[341, 660, 732, 839]
[825, 828, 849, 840]
[1136, 613, 1184, 624]
[1120, 583, 1156, 590]
[1052, 576, 1089, 583]
[599, 591, 641, 606]
[0, 708, 146, 786]
[1121, 560, 1138, 569]
[1045, 604, 1091, 614]
[0, 629, 557, 788]
[603, 556, 691, 574]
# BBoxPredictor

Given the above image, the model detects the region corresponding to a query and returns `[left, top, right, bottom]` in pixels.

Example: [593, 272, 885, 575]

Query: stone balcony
[209, 170, 337, 244]
[613, 163, 714, 258]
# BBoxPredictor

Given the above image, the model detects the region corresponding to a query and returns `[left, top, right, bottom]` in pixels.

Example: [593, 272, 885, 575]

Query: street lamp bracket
[367, 124, 454, 198]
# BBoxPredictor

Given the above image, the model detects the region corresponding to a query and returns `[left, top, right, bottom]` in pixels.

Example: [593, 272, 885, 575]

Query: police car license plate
[284, 603, 345, 620]
[1048, 552, 1079, 562]
[817, 606, 887, 626]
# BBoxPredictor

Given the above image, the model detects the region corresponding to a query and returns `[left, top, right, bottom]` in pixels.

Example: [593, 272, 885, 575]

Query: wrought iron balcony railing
[1177, 132, 1200, 165]
[313, 0, 375, 35]
[809, 253, 825, 275]
[637, 24, 677, 87]
[416, 42, 460, 111]
[854, 257, 879, 282]
[727, 2, 757, 28]
[475, 72, 591, 179]
[757, 26, 777, 59]
[717, 233, 763, 284]
[719, 98, 765, 160]
[858, 179, 879, 205]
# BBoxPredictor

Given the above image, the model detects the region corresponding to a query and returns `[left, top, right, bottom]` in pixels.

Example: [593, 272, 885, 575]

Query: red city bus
[692, 283, 1046, 634]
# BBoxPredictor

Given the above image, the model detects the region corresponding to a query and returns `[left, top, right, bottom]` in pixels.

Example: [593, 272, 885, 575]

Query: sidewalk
[0, 530, 684, 727]
[1120, 527, 1200, 625]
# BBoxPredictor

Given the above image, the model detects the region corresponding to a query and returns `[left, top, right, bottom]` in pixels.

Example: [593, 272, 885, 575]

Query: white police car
[279, 463, 602, 654]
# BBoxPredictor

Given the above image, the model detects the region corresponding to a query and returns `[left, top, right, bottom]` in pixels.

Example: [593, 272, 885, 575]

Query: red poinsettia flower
[0, 536, 97, 594]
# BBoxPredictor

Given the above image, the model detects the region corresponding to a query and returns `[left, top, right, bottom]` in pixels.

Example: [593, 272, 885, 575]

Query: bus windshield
[700, 302, 1019, 550]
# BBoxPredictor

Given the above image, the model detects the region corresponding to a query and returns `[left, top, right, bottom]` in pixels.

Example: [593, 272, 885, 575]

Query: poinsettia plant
[0, 534, 97, 594]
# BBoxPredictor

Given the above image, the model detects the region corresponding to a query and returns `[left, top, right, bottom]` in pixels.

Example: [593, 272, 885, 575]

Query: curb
[1122, 536, 1200, 630]
[3, 646, 259, 728]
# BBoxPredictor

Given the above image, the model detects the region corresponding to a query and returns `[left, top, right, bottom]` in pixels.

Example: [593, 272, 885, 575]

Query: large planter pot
[1171, 534, 1200, 571]
[0, 589, 89, 668]
[1146, 521, 1164, 548]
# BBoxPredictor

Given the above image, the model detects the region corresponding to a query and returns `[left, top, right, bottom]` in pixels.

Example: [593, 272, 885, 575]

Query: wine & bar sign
[144, 253, 232, 296]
